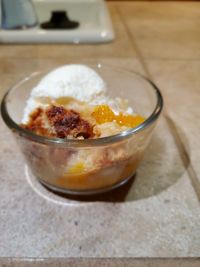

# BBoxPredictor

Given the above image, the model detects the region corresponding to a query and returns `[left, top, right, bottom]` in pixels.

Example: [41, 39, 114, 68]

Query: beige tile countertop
[0, 1, 200, 266]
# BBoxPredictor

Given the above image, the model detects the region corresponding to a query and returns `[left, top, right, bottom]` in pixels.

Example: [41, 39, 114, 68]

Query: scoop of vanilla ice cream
[32, 64, 106, 100]
[22, 64, 107, 123]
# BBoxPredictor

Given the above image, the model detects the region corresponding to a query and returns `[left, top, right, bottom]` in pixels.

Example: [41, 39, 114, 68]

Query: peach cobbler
[22, 99, 144, 139]
[20, 65, 146, 192]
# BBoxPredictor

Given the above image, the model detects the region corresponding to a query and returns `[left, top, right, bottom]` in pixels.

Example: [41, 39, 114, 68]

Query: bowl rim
[1, 65, 163, 147]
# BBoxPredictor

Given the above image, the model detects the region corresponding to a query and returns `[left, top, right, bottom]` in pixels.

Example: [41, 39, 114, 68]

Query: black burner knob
[41, 11, 79, 30]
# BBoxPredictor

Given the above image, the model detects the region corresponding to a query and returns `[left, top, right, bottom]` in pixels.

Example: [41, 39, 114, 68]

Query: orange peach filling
[92, 105, 145, 128]
[55, 155, 142, 190]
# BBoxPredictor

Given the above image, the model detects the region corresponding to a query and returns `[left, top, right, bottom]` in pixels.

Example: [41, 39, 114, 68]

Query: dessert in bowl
[1, 64, 163, 195]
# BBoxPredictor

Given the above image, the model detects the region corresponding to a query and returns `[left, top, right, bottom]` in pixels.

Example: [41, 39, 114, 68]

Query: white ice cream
[22, 64, 133, 124]
[22, 64, 106, 123]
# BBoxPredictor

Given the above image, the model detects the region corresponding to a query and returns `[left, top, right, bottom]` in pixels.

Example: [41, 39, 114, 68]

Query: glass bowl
[1, 64, 163, 195]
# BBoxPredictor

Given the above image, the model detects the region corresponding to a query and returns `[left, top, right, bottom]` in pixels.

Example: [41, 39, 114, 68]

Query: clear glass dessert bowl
[1, 64, 163, 195]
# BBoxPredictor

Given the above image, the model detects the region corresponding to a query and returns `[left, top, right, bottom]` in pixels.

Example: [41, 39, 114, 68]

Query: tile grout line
[114, 4, 141, 63]
[115, 4, 153, 79]
[2, 56, 200, 61]
[116, 4, 200, 202]
[165, 115, 200, 202]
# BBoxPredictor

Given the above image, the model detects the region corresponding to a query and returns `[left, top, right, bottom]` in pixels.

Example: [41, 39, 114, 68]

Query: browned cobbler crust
[21, 105, 94, 139]
[46, 106, 93, 138]
[21, 107, 52, 137]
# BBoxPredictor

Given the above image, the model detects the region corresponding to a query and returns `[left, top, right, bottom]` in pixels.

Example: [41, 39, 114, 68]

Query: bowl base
[38, 174, 136, 196]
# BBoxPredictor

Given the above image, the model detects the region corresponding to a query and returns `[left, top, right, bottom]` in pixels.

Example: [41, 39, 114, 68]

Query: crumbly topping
[46, 105, 94, 139]
[21, 105, 94, 139]
[21, 102, 144, 139]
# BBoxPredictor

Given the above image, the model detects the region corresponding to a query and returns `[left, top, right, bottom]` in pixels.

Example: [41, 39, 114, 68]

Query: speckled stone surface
[0, 1, 200, 262]
[117, 1, 200, 60]
[0, 258, 200, 267]
[0, 114, 200, 257]
[145, 60, 200, 195]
